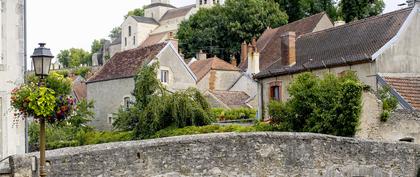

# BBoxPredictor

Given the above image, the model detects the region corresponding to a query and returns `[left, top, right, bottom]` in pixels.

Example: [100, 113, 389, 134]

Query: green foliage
[57, 48, 91, 68]
[378, 86, 398, 122]
[276, 0, 338, 22]
[268, 72, 363, 137]
[12, 72, 75, 122]
[211, 108, 257, 121]
[91, 39, 106, 54]
[178, 0, 288, 60]
[339, 0, 385, 22]
[125, 8, 145, 19]
[152, 125, 256, 138]
[57, 50, 70, 68]
[109, 27, 121, 40]
[113, 63, 214, 139]
[28, 87, 56, 117]
[74, 67, 91, 79]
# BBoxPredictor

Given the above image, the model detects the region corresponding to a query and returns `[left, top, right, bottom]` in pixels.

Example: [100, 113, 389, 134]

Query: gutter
[23, 0, 29, 154]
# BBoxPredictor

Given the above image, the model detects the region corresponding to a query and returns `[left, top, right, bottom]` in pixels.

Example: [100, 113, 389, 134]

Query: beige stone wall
[312, 14, 334, 32]
[376, 6, 420, 73]
[87, 78, 135, 130]
[7, 133, 420, 177]
[121, 17, 158, 51]
[197, 70, 242, 91]
[0, 0, 26, 159]
[157, 45, 196, 91]
[357, 92, 420, 144]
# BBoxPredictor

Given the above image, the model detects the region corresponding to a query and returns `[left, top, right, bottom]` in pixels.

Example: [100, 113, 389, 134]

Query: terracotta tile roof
[73, 81, 87, 101]
[210, 90, 251, 108]
[255, 7, 412, 79]
[239, 12, 328, 71]
[87, 42, 167, 83]
[160, 4, 195, 22]
[384, 76, 420, 110]
[189, 57, 240, 82]
[140, 32, 168, 48]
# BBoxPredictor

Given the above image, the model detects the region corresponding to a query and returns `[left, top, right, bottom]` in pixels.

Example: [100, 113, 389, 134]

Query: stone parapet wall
[7, 132, 420, 177]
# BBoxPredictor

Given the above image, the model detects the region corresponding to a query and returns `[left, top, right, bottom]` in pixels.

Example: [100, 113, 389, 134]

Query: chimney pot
[197, 50, 207, 60]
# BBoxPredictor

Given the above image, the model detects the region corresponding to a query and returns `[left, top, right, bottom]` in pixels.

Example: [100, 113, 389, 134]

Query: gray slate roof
[131, 16, 159, 25]
[255, 7, 412, 79]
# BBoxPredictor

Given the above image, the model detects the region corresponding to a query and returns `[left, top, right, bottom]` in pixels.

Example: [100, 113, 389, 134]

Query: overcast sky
[27, 0, 407, 61]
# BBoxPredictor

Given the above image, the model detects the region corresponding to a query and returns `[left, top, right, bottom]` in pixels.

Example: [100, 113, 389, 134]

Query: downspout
[23, 0, 28, 153]
[259, 80, 264, 121]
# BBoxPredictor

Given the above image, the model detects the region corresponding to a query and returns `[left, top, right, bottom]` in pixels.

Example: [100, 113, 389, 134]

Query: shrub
[211, 108, 257, 121]
[379, 86, 398, 122]
[268, 72, 363, 137]
[74, 67, 91, 78]
[114, 63, 214, 139]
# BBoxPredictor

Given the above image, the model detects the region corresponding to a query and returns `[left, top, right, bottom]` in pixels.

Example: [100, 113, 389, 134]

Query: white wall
[120, 17, 158, 51]
[376, 5, 420, 74]
[0, 0, 26, 159]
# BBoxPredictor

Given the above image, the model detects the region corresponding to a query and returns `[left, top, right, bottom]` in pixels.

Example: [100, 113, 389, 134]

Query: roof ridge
[272, 12, 325, 31]
[300, 7, 413, 38]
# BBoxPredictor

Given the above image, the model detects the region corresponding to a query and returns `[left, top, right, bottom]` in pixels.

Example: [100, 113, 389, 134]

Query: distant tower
[196, 0, 222, 8]
[407, 0, 415, 7]
[145, 0, 175, 21]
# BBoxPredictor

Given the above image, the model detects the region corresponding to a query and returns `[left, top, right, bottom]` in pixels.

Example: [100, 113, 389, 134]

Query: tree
[113, 63, 213, 139]
[124, 8, 145, 19]
[275, 0, 338, 22]
[339, 0, 385, 23]
[91, 39, 106, 54]
[108, 27, 121, 40]
[178, 0, 288, 61]
[69, 48, 91, 67]
[57, 50, 70, 68]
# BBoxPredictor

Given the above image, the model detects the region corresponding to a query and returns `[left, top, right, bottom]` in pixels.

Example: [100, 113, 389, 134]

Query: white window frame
[160, 70, 169, 84]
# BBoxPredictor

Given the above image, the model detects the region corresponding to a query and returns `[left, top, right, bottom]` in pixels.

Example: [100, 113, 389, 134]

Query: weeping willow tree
[113, 62, 213, 139]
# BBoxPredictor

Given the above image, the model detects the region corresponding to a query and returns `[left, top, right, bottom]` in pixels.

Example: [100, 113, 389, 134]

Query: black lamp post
[31, 43, 53, 177]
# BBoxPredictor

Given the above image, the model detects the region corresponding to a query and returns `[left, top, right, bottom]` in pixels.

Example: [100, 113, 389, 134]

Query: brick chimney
[197, 50, 207, 60]
[247, 43, 260, 74]
[280, 31, 296, 66]
[166, 32, 178, 52]
[231, 55, 237, 66]
[240, 41, 248, 65]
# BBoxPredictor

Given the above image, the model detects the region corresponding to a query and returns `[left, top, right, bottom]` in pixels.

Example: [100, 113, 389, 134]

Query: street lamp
[31, 43, 53, 177]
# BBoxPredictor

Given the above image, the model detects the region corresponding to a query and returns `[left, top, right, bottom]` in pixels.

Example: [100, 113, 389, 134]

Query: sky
[27, 0, 407, 63]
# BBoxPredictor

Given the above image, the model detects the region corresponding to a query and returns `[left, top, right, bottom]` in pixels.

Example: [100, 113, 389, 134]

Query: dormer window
[128, 26, 132, 37]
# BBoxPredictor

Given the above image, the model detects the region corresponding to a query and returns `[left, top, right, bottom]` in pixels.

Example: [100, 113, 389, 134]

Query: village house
[254, 4, 420, 119]
[86, 40, 196, 130]
[0, 0, 26, 159]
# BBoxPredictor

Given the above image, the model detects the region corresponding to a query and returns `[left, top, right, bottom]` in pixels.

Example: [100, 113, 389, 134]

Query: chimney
[231, 55, 237, 66]
[166, 32, 179, 52]
[240, 41, 248, 66]
[197, 50, 207, 60]
[251, 37, 257, 47]
[280, 31, 296, 66]
[247, 44, 260, 74]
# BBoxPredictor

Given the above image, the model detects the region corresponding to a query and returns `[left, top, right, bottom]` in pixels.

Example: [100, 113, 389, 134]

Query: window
[108, 115, 113, 124]
[204, 0, 207, 4]
[270, 86, 281, 100]
[133, 36, 136, 45]
[128, 26, 132, 36]
[199, 0, 203, 5]
[124, 97, 131, 110]
[160, 70, 169, 84]
[124, 37, 127, 46]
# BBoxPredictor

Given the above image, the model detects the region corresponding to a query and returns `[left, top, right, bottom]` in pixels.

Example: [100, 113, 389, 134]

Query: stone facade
[87, 43, 196, 130]
[121, 16, 159, 51]
[0, 0, 26, 159]
[4, 133, 420, 177]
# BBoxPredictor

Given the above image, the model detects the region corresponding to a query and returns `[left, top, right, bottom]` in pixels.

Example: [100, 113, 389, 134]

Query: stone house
[0, 0, 26, 159]
[86, 41, 196, 130]
[254, 5, 420, 119]
[188, 56, 257, 108]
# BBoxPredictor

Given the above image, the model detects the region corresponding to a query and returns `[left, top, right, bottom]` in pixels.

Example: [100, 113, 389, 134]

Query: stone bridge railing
[5, 132, 420, 177]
